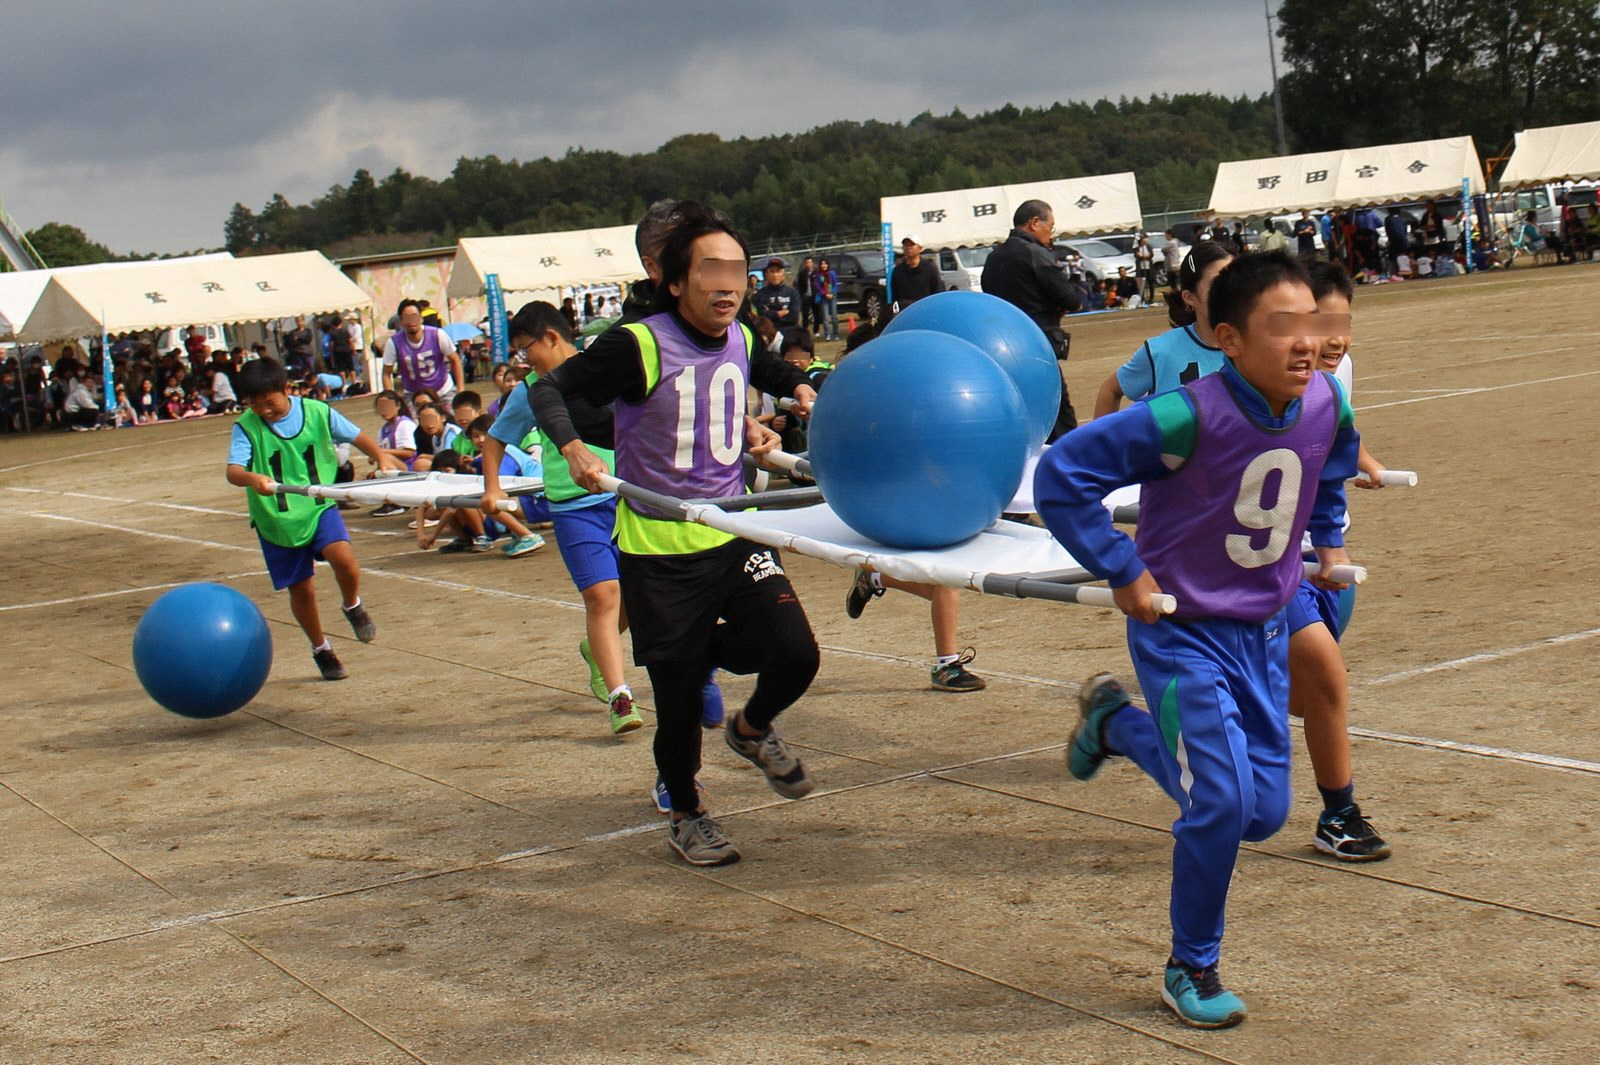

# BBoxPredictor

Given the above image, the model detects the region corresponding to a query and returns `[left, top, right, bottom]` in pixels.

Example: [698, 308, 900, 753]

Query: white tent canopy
[1499, 120, 1600, 188]
[18, 251, 370, 341]
[881, 173, 1142, 246]
[0, 253, 232, 341]
[1207, 136, 1486, 217]
[446, 225, 643, 300]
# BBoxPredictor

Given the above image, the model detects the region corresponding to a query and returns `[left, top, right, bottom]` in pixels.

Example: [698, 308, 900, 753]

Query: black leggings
[626, 545, 819, 814]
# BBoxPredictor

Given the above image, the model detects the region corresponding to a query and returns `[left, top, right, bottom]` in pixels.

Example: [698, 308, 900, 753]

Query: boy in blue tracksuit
[1034, 252, 1360, 1029]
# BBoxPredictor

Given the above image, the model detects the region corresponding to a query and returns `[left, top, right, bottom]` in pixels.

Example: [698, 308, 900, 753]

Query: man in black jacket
[980, 199, 1083, 437]
[753, 258, 801, 329]
[889, 233, 942, 310]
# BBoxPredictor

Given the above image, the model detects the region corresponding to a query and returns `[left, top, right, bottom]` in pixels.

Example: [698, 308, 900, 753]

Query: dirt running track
[2, 263, 1597, 1063]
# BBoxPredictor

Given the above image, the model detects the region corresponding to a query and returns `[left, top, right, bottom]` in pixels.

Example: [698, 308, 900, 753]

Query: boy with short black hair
[227, 357, 404, 679]
[1035, 251, 1360, 1028]
[448, 391, 483, 458]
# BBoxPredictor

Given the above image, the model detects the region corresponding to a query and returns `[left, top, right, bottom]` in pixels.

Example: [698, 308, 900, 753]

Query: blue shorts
[1287, 576, 1356, 640]
[520, 495, 552, 525]
[552, 499, 620, 592]
[258, 506, 350, 590]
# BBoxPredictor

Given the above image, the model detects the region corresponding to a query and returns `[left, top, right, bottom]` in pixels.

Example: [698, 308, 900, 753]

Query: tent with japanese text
[1206, 137, 1485, 217]
[17, 251, 371, 341]
[881, 173, 1142, 247]
[0, 253, 233, 341]
[1499, 120, 1600, 188]
[445, 225, 643, 301]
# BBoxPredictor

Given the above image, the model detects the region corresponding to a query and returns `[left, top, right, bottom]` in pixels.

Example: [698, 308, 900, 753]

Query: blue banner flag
[486, 272, 510, 364]
[880, 222, 895, 312]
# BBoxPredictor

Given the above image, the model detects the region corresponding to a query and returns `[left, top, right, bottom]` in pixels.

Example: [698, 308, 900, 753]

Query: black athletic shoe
[1314, 803, 1391, 861]
[314, 647, 348, 681]
[369, 503, 405, 518]
[844, 567, 884, 619]
[930, 648, 986, 692]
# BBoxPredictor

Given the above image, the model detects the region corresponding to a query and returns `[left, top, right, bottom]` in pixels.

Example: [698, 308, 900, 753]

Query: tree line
[221, 94, 1279, 257]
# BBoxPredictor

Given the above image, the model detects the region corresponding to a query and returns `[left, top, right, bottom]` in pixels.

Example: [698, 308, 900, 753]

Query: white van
[928, 245, 995, 292]
[154, 323, 230, 355]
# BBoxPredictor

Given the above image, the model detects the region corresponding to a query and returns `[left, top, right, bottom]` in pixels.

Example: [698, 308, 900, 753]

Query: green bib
[524, 369, 617, 504]
[238, 399, 339, 548]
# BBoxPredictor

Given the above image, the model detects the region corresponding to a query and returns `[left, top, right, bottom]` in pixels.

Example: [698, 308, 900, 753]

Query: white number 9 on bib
[1225, 448, 1302, 569]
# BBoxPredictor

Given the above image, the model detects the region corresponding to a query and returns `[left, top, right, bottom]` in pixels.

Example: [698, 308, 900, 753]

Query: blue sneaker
[1068, 672, 1130, 781]
[1162, 958, 1247, 1029]
[652, 774, 705, 815]
[701, 670, 725, 729]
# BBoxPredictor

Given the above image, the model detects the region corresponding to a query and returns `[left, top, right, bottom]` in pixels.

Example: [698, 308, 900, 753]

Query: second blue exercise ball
[808, 329, 1029, 549]
[882, 290, 1061, 449]
[132, 583, 273, 719]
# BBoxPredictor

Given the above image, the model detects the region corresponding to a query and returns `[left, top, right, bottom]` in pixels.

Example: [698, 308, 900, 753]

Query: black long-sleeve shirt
[530, 308, 811, 451]
[980, 228, 1084, 330]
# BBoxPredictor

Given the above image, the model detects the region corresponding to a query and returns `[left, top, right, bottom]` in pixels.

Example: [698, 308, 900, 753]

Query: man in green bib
[227, 358, 404, 680]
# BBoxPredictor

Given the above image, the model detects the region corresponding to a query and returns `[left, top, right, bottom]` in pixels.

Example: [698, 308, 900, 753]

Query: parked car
[1052, 238, 1137, 285]
[831, 250, 888, 325]
[1101, 231, 1174, 286]
[929, 245, 994, 293]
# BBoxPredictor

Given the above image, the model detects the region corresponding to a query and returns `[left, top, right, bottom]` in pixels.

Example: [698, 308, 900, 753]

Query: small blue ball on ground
[132, 583, 273, 719]
[808, 329, 1030, 549]
[881, 289, 1061, 450]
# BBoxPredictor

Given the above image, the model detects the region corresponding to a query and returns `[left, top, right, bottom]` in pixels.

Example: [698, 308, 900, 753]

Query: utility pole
[1265, 0, 1289, 155]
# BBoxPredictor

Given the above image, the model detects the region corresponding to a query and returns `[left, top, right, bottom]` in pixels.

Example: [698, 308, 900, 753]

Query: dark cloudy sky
[2, 1, 1282, 254]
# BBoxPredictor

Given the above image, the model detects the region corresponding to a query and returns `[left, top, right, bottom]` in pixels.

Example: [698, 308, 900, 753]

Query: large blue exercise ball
[882, 290, 1061, 449]
[808, 330, 1029, 549]
[133, 583, 273, 719]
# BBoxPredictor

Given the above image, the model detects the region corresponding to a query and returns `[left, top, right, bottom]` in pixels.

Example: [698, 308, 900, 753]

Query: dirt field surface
[3, 263, 1597, 1064]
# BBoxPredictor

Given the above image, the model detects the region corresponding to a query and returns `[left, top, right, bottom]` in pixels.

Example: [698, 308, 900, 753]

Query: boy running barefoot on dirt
[227, 358, 405, 680]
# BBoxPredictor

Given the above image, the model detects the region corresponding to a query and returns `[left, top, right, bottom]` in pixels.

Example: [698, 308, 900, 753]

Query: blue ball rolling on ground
[132, 583, 273, 719]
[880, 289, 1061, 450]
[807, 329, 1029, 549]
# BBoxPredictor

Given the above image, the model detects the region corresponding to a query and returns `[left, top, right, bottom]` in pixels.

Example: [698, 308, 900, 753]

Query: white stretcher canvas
[698, 502, 1095, 589]
[293, 472, 544, 507]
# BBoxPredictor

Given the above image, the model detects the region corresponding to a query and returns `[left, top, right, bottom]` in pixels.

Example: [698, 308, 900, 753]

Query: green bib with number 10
[238, 399, 339, 548]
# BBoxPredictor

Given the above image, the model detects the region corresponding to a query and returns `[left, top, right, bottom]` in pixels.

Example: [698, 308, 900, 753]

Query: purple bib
[1138, 371, 1338, 621]
[614, 314, 750, 516]
[393, 326, 449, 392]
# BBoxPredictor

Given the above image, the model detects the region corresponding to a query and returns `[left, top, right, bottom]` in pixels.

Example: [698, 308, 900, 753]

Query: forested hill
[222, 94, 1279, 257]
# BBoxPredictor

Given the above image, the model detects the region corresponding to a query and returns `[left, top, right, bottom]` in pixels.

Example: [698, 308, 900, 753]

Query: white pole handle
[1073, 586, 1178, 615]
[762, 449, 808, 474]
[1303, 561, 1367, 584]
[1373, 469, 1417, 487]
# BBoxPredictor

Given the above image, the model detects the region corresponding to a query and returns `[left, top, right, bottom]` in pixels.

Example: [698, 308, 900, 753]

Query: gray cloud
[1, 1, 1278, 253]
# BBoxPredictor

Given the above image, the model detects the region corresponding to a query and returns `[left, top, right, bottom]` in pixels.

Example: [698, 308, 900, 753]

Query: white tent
[446, 225, 643, 301]
[881, 173, 1142, 246]
[1499, 120, 1600, 188]
[18, 251, 370, 341]
[1207, 136, 1486, 217]
[0, 253, 232, 341]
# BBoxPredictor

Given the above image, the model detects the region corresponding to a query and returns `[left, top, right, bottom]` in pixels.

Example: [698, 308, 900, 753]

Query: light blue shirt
[1115, 324, 1225, 403]
[228, 397, 361, 467]
[488, 381, 534, 447]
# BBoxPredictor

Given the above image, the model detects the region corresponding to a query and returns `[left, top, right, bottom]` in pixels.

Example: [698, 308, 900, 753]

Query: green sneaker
[608, 690, 643, 735]
[1068, 672, 1130, 781]
[1162, 958, 1247, 1029]
[579, 639, 609, 703]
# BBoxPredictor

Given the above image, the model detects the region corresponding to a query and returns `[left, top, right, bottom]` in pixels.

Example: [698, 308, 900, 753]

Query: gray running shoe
[668, 814, 740, 866]
[724, 717, 814, 799]
[313, 647, 348, 681]
[931, 647, 986, 692]
[341, 602, 376, 643]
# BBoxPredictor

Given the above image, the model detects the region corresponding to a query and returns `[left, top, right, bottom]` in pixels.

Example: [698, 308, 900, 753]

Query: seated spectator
[369, 391, 418, 515]
[62, 372, 101, 431]
[448, 391, 484, 459]
[112, 384, 138, 427]
[179, 389, 208, 419]
[416, 443, 545, 557]
[211, 362, 239, 413]
[1393, 252, 1415, 279]
[1114, 267, 1141, 309]
[412, 403, 462, 473]
[486, 365, 517, 418]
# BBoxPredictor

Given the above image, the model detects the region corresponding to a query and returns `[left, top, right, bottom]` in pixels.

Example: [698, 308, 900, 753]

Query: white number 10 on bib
[1225, 448, 1303, 569]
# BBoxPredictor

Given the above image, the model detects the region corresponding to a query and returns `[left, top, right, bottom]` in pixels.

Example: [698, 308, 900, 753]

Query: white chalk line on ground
[1356, 368, 1600, 411]
[0, 429, 215, 475]
[6, 485, 409, 537]
[12, 512, 1598, 778]
[1362, 627, 1600, 686]
[1356, 342, 1587, 382]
